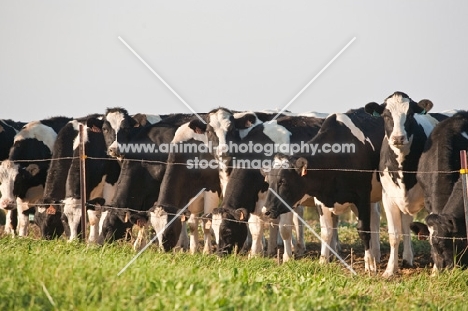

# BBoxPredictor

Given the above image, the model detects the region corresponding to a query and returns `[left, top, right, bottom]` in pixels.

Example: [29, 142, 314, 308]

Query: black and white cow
[0, 119, 25, 235]
[416, 111, 468, 270]
[263, 108, 384, 273]
[150, 110, 234, 254]
[98, 118, 189, 250]
[0, 116, 72, 237]
[98, 108, 208, 246]
[365, 91, 449, 277]
[211, 113, 323, 259]
[62, 117, 122, 242]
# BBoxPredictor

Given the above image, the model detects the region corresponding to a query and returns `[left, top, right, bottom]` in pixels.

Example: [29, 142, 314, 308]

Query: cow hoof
[401, 260, 413, 269]
[319, 256, 329, 264]
[382, 270, 397, 278]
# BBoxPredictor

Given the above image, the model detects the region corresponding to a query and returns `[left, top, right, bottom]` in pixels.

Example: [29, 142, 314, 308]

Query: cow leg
[133, 220, 147, 251]
[98, 211, 109, 239]
[370, 202, 381, 263]
[292, 206, 305, 256]
[202, 191, 218, 254]
[63, 198, 82, 241]
[248, 213, 264, 257]
[319, 205, 336, 264]
[382, 194, 401, 277]
[175, 221, 189, 251]
[16, 198, 29, 237]
[4, 210, 16, 237]
[149, 208, 168, 251]
[87, 209, 99, 243]
[187, 213, 199, 254]
[266, 218, 278, 256]
[356, 199, 377, 274]
[279, 212, 293, 262]
[401, 213, 414, 267]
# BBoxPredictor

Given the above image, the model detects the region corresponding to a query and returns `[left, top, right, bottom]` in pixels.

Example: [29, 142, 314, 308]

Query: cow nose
[1, 199, 15, 210]
[392, 135, 406, 145]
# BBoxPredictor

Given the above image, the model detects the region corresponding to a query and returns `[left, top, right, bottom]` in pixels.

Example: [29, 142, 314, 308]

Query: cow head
[262, 155, 308, 219]
[207, 207, 248, 255]
[102, 108, 138, 158]
[97, 209, 132, 245]
[426, 214, 468, 269]
[188, 108, 239, 158]
[148, 206, 186, 251]
[34, 205, 66, 240]
[0, 161, 42, 209]
[365, 92, 433, 149]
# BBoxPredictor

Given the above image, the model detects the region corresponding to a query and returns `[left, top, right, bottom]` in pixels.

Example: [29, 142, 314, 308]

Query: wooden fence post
[460, 150, 468, 240]
[79, 124, 87, 242]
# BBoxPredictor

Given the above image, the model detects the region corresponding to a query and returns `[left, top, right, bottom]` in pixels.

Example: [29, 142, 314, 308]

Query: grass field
[1, 219, 468, 311]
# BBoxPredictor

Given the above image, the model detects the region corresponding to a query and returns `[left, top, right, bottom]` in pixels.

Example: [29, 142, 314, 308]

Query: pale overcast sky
[1, 1, 467, 122]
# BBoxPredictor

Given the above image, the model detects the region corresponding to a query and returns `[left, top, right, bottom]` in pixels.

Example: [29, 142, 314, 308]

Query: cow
[263, 108, 384, 273]
[62, 117, 122, 242]
[416, 111, 468, 271]
[98, 115, 192, 250]
[0, 116, 72, 237]
[209, 113, 324, 260]
[99, 108, 204, 248]
[365, 91, 449, 277]
[0, 119, 25, 235]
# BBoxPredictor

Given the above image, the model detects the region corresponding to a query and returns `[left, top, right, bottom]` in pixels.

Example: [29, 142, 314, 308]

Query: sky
[1, 1, 467, 122]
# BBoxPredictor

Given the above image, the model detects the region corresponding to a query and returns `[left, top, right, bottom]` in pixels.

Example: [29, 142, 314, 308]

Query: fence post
[79, 124, 87, 242]
[460, 150, 468, 240]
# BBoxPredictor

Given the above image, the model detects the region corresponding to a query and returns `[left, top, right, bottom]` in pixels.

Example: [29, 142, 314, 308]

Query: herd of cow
[1, 91, 467, 277]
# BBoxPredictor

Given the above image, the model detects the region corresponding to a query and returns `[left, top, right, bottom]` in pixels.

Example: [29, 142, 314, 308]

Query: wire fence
[2, 154, 467, 243]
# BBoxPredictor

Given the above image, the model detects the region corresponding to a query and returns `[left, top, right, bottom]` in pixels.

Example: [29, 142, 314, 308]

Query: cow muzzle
[391, 135, 408, 147]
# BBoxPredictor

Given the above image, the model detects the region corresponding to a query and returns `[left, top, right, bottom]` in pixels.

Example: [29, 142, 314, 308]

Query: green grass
[1, 226, 468, 311]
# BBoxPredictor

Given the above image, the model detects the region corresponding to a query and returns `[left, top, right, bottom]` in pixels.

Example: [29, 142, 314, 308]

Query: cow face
[149, 206, 184, 251]
[189, 108, 237, 158]
[97, 210, 132, 244]
[263, 156, 308, 219]
[365, 92, 433, 149]
[208, 207, 248, 255]
[0, 160, 19, 209]
[34, 206, 66, 239]
[102, 108, 137, 158]
[0, 161, 42, 209]
[426, 214, 467, 269]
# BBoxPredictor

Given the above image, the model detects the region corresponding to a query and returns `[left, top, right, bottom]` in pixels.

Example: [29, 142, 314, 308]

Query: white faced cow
[365, 91, 448, 277]
[0, 117, 72, 237]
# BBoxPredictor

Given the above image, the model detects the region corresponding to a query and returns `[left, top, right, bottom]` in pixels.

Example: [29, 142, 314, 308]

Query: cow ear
[365, 102, 385, 117]
[25, 164, 40, 176]
[235, 208, 248, 221]
[416, 99, 433, 114]
[445, 216, 458, 233]
[234, 113, 257, 129]
[261, 181, 269, 192]
[295, 157, 308, 176]
[189, 119, 207, 134]
[132, 113, 148, 127]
